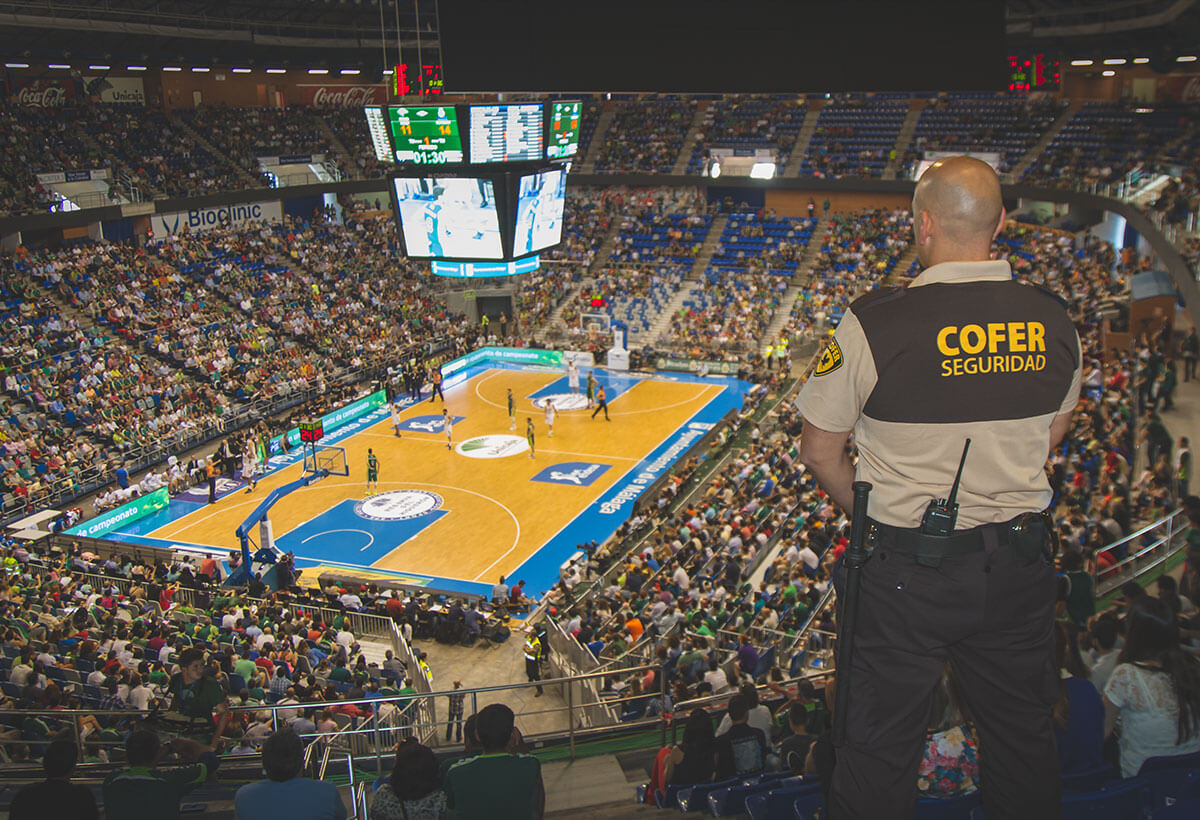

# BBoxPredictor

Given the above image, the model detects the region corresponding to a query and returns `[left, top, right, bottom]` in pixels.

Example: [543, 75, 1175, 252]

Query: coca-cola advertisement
[11, 78, 78, 108]
[1165, 74, 1200, 103]
[298, 84, 386, 108]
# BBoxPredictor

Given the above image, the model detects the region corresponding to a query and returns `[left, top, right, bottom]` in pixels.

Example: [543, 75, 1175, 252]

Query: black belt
[870, 512, 1047, 564]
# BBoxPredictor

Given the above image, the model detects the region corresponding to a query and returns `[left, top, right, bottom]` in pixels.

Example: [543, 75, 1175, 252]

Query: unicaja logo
[312, 86, 380, 108]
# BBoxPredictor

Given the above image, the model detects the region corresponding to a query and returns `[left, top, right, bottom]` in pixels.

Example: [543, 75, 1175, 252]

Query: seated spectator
[917, 666, 979, 798]
[234, 728, 346, 820]
[8, 739, 98, 820]
[662, 707, 716, 787]
[370, 738, 446, 820]
[1104, 596, 1200, 776]
[1052, 622, 1104, 775]
[444, 703, 544, 819]
[716, 683, 774, 739]
[102, 730, 219, 820]
[714, 694, 768, 779]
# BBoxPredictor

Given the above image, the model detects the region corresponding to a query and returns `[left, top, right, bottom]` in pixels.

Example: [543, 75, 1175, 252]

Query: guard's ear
[993, 206, 1007, 241]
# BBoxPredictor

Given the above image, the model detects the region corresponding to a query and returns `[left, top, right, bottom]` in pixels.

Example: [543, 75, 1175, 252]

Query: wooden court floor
[146, 368, 723, 585]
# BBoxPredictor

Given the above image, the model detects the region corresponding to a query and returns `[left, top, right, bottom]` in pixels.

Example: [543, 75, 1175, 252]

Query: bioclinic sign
[299, 84, 386, 108]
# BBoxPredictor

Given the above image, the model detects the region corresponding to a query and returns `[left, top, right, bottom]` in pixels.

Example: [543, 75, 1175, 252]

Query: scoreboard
[387, 105, 464, 165]
[363, 107, 392, 163]
[469, 104, 545, 164]
[547, 101, 583, 159]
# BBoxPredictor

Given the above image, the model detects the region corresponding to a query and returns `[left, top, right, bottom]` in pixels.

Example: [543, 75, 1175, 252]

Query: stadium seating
[797, 96, 908, 178]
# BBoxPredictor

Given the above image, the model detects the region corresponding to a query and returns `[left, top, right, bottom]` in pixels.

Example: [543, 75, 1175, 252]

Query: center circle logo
[355, 490, 443, 521]
[456, 434, 530, 459]
[531, 393, 588, 411]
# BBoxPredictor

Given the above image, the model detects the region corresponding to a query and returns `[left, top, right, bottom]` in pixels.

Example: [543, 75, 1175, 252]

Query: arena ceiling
[0, 0, 1196, 80]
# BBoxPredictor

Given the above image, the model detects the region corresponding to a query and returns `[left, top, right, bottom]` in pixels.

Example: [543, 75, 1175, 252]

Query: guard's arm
[1048, 410, 1073, 453]
[798, 421, 855, 514]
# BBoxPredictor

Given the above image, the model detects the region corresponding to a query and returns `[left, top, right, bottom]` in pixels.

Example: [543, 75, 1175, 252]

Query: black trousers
[831, 525, 1059, 820]
[525, 657, 542, 692]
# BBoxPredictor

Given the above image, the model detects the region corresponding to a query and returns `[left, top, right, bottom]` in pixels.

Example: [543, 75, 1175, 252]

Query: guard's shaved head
[913, 155, 1003, 245]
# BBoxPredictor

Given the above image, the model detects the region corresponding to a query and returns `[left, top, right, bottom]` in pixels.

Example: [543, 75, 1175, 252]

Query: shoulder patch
[849, 284, 904, 313]
[814, 339, 843, 376]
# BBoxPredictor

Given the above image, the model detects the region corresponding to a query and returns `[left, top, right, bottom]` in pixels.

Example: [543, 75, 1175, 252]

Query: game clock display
[299, 420, 325, 443]
[388, 105, 464, 165]
[547, 101, 582, 159]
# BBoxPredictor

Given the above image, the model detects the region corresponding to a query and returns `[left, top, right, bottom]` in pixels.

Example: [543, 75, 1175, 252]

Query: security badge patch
[814, 339, 843, 376]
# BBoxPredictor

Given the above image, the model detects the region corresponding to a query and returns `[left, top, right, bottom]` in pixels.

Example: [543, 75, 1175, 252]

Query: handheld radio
[920, 439, 971, 536]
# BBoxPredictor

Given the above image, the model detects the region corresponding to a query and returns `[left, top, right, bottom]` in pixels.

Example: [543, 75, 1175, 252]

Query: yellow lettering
[952, 358, 966, 376]
[1024, 354, 1037, 370]
[1027, 321, 1045, 352]
[993, 354, 1006, 373]
[936, 326, 959, 356]
[941, 360, 952, 377]
[1008, 321, 1026, 352]
[986, 323, 1006, 354]
[1035, 354, 1046, 370]
[960, 324, 986, 355]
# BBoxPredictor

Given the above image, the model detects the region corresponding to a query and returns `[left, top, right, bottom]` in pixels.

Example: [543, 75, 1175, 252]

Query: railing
[1091, 508, 1189, 598]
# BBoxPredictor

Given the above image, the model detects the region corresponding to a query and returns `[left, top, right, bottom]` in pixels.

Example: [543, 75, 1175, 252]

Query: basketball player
[544, 399, 556, 437]
[443, 408, 453, 451]
[586, 370, 597, 409]
[526, 417, 536, 459]
[591, 386, 610, 421]
[567, 360, 580, 395]
[242, 435, 258, 493]
[366, 448, 379, 494]
[391, 402, 403, 438]
[507, 388, 516, 431]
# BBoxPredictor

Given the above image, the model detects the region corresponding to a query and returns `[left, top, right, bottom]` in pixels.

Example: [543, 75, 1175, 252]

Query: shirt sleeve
[1103, 663, 1131, 708]
[1059, 332, 1084, 415]
[796, 309, 878, 433]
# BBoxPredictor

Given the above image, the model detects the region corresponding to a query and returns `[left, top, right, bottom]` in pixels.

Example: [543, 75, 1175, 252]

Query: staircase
[763, 282, 803, 343]
[173, 115, 262, 187]
[587, 220, 624, 276]
[672, 100, 712, 175]
[315, 113, 360, 179]
[645, 284, 696, 343]
[578, 101, 617, 174]
[1007, 100, 1082, 182]
[794, 216, 830, 284]
[535, 280, 589, 345]
[887, 243, 921, 285]
[688, 213, 729, 281]
[883, 99, 927, 180]
[783, 103, 824, 177]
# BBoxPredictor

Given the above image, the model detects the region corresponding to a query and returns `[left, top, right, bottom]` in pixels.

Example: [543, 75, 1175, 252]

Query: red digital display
[393, 64, 444, 97]
[299, 420, 324, 443]
[1007, 54, 1060, 92]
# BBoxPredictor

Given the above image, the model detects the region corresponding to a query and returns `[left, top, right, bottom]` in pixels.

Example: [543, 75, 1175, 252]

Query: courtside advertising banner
[66, 487, 170, 538]
[270, 389, 388, 454]
[152, 200, 283, 238]
[441, 347, 566, 389]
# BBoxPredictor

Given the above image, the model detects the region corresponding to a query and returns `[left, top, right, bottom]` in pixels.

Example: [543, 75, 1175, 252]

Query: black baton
[833, 480, 872, 748]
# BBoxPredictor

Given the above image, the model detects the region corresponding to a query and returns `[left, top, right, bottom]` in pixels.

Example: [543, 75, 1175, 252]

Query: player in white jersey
[544, 400, 556, 437]
[567, 360, 580, 394]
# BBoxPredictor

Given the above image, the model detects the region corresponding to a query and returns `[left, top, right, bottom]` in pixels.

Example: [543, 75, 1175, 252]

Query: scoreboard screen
[547, 101, 583, 159]
[513, 168, 566, 257]
[363, 107, 393, 163]
[1007, 54, 1060, 91]
[393, 176, 504, 259]
[388, 105, 464, 165]
[469, 103, 544, 164]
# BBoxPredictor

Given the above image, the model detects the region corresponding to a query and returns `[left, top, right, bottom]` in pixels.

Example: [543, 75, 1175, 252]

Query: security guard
[524, 627, 544, 697]
[797, 156, 1080, 820]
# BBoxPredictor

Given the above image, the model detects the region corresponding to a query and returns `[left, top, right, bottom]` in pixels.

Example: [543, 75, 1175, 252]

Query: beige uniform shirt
[797, 260, 1081, 529]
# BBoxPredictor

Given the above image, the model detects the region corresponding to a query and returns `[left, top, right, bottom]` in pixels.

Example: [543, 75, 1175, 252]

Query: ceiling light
[231, 67, 252, 73]
[4, 62, 29, 69]
[88, 64, 110, 70]
[48, 63, 70, 69]
[1178, 56, 1198, 62]
[266, 68, 286, 74]
[126, 65, 147, 71]
[162, 66, 182, 71]
[1070, 59, 1093, 66]
[1103, 58, 1126, 65]
[191, 67, 210, 73]
[340, 68, 361, 75]
[1102, 70, 1116, 76]
[1133, 57, 1150, 64]
[382, 68, 393, 75]
[308, 68, 329, 74]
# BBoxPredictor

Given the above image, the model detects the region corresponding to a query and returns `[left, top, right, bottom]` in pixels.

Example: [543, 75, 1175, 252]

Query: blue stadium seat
[1138, 752, 1200, 809]
[1062, 763, 1118, 793]
[793, 791, 825, 820]
[1061, 777, 1154, 820]
[744, 780, 822, 820]
[1152, 797, 1200, 818]
[676, 776, 739, 812]
[916, 790, 982, 819]
[706, 774, 807, 816]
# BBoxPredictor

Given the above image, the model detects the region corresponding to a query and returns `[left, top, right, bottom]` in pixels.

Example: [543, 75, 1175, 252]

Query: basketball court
[93, 354, 752, 599]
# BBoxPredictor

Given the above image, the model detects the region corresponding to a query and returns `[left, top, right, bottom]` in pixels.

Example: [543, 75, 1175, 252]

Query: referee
[797, 156, 1080, 820]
